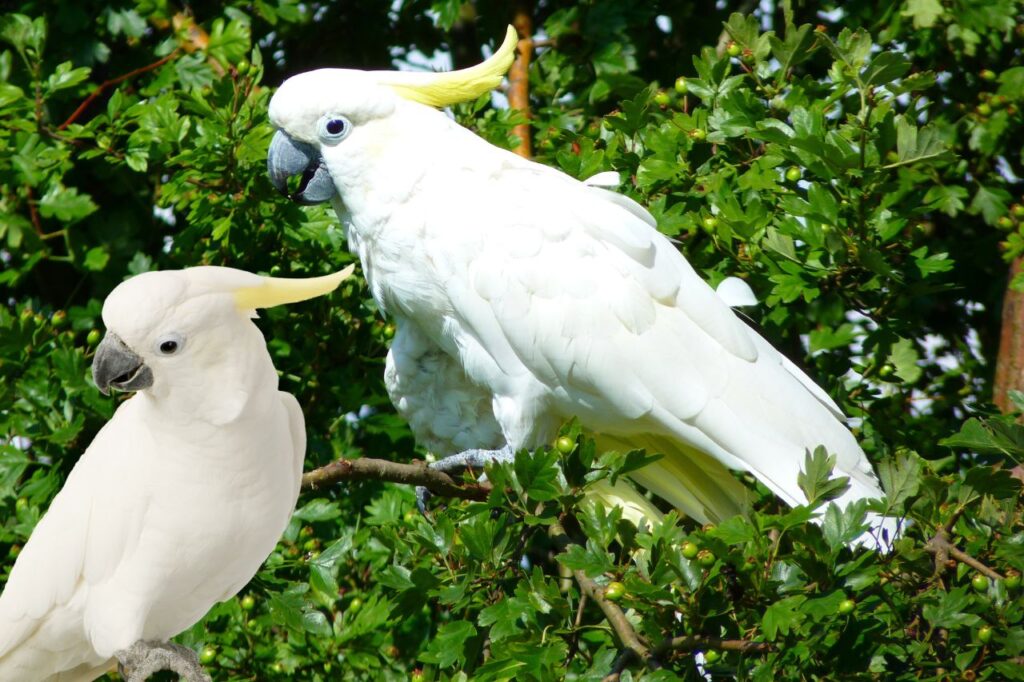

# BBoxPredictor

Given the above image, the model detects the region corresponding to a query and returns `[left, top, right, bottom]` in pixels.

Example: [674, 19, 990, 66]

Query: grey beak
[92, 333, 154, 396]
[267, 130, 337, 205]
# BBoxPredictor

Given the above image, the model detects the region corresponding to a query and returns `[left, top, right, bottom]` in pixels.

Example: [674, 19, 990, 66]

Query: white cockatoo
[265, 27, 896, 545]
[0, 264, 352, 681]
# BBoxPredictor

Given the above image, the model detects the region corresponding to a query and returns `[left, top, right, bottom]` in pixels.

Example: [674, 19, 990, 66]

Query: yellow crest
[376, 25, 518, 107]
[234, 264, 356, 310]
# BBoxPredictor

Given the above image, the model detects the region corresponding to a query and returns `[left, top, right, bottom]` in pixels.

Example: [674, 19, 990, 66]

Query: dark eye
[317, 115, 352, 144]
[155, 333, 185, 356]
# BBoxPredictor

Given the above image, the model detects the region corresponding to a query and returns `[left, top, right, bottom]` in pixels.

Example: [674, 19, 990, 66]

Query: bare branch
[302, 456, 491, 502]
[508, 2, 534, 158]
[925, 529, 1004, 581]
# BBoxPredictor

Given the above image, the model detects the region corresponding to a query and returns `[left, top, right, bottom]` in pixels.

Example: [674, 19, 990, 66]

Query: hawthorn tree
[2, 1, 1024, 680]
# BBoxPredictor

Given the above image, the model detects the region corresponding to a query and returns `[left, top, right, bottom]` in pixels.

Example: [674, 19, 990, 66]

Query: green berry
[980, 69, 997, 81]
[86, 329, 102, 346]
[998, 216, 1015, 229]
[15, 497, 28, 512]
[240, 594, 256, 611]
[653, 90, 671, 106]
[703, 649, 721, 664]
[726, 42, 742, 57]
[702, 216, 718, 230]
[348, 597, 364, 613]
[555, 436, 575, 454]
[271, 662, 285, 674]
[674, 76, 688, 94]
[303, 538, 320, 552]
[681, 541, 699, 560]
[978, 625, 994, 643]
[1004, 570, 1021, 590]
[838, 599, 856, 615]
[972, 573, 989, 592]
[696, 549, 715, 567]
[199, 645, 217, 665]
[878, 364, 895, 378]
[8, 544, 21, 559]
[785, 166, 802, 182]
[236, 60, 250, 75]
[604, 581, 626, 601]
[689, 128, 706, 141]
[411, 670, 426, 682]
[977, 103, 992, 116]
[50, 310, 67, 327]
[300, 525, 315, 538]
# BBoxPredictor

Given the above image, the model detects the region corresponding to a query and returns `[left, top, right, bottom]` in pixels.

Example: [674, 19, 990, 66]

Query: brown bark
[508, 3, 534, 158]
[994, 257, 1024, 413]
[302, 456, 491, 501]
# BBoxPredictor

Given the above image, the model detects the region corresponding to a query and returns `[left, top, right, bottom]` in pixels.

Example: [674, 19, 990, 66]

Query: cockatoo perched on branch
[0, 265, 352, 681]
[266, 27, 896, 545]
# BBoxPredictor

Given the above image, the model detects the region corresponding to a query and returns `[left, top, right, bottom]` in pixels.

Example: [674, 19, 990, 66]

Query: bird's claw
[415, 485, 433, 516]
[116, 639, 212, 682]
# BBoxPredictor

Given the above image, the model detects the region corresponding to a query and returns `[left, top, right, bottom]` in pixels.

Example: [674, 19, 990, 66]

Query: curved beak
[267, 130, 337, 205]
[92, 333, 154, 396]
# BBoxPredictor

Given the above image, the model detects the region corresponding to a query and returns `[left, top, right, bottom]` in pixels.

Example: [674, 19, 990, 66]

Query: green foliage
[2, 0, 1024, 680]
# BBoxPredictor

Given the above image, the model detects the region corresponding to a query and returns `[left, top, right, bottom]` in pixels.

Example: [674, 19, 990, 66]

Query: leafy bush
[1, 1, 1023, 680]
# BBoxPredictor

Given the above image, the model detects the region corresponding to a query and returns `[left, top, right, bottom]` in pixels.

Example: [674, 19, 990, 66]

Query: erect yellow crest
[375, 25, 518, 107]
[234, 264, 356, 310]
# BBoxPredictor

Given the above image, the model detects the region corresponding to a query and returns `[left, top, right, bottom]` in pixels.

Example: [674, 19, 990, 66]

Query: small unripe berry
[980, 69, 997, 81]
[348, 597, 364, 613]
[681, 541, 699, 559]
[696, 549, 715, 567]
[653, 90, 671, 107]
[977, 103, 992, 116]
[50, 310, 67, 327]
[236, 60, 250, 75]
[604, 581, 626, 601]
[971, 573, 989, 592]
[199, 646, 217, 665]
[703, 649, 721, 664]
[1004, 569, 1021, 590]
[997, 216, 1015, 229]
[978, 625, 994, 643]
[240, 594, 256, 611]
[702, 216, 718, 230]
[555, 436, 575, 454]
[838, 598, 856, 615]
[785, 166, 802, 182]
[726, 42, 742, 57]
[86, 329, 102, 346]
[674, 76, 689, 94]
[689, 128, 706, 141]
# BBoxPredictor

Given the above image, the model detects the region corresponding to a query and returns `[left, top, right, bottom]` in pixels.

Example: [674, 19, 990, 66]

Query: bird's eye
[317, 115, 352, 144]
[155, 333, 185, 356]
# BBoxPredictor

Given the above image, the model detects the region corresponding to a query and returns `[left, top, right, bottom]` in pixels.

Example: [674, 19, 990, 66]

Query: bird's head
[266, 26, 517, 206]
[92, 265, 354, 400]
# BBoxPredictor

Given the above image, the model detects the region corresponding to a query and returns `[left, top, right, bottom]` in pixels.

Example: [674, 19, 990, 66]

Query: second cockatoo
[265, 28, 896, 546]
[0, 264, 352, 682]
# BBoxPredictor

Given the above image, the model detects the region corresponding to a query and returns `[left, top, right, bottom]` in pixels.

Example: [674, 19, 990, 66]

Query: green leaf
[901, 0, 946, 28]
[921, 587, 980, 628]
[556, 540, 615, 578]
[877, 450, 923, 508]
[419, 620, 477, 668]
[37, 185, 98, 222]
[762, 595, 807, 640]
[886, 337, 922, 383]
[798, 446, 850, 506]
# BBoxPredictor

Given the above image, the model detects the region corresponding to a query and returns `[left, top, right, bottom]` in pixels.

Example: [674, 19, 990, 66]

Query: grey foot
[416, 445, 515, 514]
[116, 639, 212, 682]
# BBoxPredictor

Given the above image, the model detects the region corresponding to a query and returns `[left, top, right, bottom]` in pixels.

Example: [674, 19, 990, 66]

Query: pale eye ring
[155, 333, 185, 356]
[317, 115, 352, 144]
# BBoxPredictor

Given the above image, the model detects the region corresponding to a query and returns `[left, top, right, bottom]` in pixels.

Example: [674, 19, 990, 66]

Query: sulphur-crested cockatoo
[0, 264, 352, 681]
[265, 27, 896, 546]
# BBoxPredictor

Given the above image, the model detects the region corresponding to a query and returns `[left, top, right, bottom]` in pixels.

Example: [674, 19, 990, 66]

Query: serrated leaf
[798, 446, 850, 506]
[419, 620, 477, 668]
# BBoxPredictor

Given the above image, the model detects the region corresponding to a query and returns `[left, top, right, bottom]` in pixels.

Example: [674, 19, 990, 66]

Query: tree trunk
[994, 257, 1024, 413]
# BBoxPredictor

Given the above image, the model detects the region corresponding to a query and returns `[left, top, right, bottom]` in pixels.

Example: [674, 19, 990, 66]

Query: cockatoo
[0, 264, 353, 681]
[265, 27, 896, 545]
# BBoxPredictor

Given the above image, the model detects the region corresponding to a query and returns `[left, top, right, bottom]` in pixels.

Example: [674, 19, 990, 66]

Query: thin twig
[58, 51, 180, 130]
[549, 521, 657, 675]
[652, 634, 771, 656]
[924, 529, 1003, 581]
[301, 456, 491, 502]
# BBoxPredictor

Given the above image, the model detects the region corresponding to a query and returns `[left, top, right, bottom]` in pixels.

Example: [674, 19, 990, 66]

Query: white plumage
[0, 266, 348, 681]
[267, 51, 894, 543]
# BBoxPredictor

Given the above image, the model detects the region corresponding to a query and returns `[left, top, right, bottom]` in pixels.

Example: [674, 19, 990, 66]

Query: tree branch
[58, 51, 180, 130]
[301, 456, 491, 502]
[925, 529, 1004, 581]
[508, 2, 534, 158]
[994, 257, 1024, 413]
[549, 521, 657, 676]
